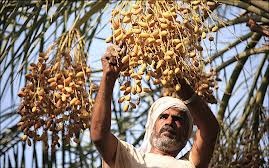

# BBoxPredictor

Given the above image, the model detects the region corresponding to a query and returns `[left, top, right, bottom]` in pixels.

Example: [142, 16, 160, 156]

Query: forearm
[187, 97, 219, 139]
[187, 97, 219, 168]
[90, 74, 116, 142]
[179, 84, 219, 167]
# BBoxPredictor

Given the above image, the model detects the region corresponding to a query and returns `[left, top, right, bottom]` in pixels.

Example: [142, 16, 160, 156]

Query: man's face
[150, 108, 189, 153]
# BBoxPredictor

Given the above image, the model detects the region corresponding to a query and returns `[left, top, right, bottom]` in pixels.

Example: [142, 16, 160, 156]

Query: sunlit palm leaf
[0, 0, 268, 167]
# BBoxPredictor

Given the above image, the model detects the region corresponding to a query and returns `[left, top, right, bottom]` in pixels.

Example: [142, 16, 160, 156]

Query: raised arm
[90, 45, 123, 167]
[179, 82, 220, 168]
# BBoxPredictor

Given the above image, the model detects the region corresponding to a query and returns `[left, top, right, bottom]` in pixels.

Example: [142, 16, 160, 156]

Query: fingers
[107, 45, 121, 56]
[103, 43, 127, 65]
[121, 62, 128, 71]
[118, 41, 126, 49]
[104, 45, 120, 59]
[119, 45, 126, 56]
[101, 43, 129, 76]
[107, 56, 118, 66]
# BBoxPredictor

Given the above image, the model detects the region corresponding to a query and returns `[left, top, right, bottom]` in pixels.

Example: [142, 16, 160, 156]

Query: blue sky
[1, 1, 268, 167]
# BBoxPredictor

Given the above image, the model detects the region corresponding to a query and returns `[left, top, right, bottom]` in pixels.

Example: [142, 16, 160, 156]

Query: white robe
[103, 140, 195, 168]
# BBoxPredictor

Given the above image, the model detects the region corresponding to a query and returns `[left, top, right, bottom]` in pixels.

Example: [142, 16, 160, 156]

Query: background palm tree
[0, 0, 268, 167]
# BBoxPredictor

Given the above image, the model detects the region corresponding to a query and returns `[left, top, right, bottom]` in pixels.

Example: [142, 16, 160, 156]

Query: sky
[1, 1, 268, 167]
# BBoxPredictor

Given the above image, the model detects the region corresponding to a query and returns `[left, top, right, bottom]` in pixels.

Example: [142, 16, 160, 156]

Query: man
[90, 45, 220, 168]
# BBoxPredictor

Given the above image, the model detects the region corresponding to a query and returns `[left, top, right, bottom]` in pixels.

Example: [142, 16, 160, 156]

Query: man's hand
[101, 44, 126, 81]
[175, 78, 195, 101]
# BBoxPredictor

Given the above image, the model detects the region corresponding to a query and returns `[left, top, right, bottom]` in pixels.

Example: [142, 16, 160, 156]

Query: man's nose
[165, 116, 173, 125]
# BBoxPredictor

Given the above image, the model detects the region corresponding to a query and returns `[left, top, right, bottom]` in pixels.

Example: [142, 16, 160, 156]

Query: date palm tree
[0, 0, 268, 167]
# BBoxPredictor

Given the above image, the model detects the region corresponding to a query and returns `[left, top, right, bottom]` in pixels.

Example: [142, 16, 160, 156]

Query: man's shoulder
[113, 139, 146, 167]
[117, 139, 142, 153]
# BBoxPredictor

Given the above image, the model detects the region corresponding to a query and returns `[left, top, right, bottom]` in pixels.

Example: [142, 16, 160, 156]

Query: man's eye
[174, 116, 184, 122]
[159, 114, 167, 119]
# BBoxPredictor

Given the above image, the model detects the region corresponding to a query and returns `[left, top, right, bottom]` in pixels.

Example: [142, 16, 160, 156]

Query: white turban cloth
[139, 96, 193, 153]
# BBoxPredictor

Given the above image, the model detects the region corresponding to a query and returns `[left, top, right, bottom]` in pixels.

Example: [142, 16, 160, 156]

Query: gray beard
[150, 131, 183, 153]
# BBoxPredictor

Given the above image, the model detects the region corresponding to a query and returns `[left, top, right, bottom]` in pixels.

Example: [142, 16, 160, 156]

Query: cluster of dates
[18, 29, 97, 150]
[106, 0, 219, 111]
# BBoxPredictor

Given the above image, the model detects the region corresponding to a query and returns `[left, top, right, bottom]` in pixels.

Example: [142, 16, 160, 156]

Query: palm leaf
[1, 0, 268, 167]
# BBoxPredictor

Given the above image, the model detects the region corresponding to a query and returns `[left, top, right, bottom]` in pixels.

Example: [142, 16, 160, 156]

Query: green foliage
[0, 0, 268, 167]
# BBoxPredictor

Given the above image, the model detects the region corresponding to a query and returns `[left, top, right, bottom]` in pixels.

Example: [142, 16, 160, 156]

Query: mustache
[160, 125, 176, 135]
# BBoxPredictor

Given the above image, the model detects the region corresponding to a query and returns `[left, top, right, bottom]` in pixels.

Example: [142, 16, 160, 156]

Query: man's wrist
[183, 93, 197, 105]
[103, 71, 118, 82]
[177, 84, 195, 101]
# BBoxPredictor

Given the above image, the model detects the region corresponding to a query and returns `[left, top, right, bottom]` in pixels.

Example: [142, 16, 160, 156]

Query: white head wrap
[139, 96, 193, 153]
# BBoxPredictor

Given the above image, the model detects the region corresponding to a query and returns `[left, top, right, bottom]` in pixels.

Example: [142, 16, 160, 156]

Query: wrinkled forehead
[155, 108, 189, 125]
